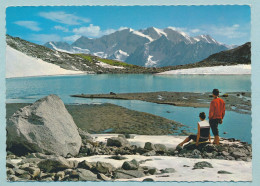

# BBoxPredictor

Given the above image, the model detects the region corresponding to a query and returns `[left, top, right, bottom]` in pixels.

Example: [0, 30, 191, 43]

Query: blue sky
[6, 6, 250, 45]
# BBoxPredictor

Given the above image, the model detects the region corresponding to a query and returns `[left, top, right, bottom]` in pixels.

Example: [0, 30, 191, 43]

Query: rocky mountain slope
[157, 42, 251, 71]
[6, 35, 159, 74]
[199, 42, 251, 65]
[44, 27, 229, 67]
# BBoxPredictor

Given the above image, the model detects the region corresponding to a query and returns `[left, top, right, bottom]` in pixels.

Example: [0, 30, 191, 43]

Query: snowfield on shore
[157, 64, 251, 75]
[70, 134, 251, 182]
[6, 46, 86, 78]
[9, 134, 252, 182]
[69, 155, 251, 182]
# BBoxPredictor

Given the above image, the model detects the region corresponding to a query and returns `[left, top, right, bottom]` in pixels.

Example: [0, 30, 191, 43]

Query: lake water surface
[6, 74, 251, 143]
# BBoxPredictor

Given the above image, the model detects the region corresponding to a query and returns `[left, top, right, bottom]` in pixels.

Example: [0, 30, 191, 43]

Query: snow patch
[113, 50, 129, 61]
[48, 42, 72, 53]
[96, 61, 125, 69]
[93, 52, 108, 58]
[131, 30, 154, 42]
[152, 27, 168, 37]
[145, 55, 159, 67]
[6, 46, 85, 78]
[72, 46, 90, 53]
[157, 65, 251, 75]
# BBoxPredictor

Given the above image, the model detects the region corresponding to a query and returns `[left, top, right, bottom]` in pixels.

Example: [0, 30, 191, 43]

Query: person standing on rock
[209, 89, 225, 145]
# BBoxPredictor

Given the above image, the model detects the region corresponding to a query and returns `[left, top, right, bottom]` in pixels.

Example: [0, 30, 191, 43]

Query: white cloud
[73, 24, 116, 38]
[14, 21, 41, 31]
[39, 11, 90, 25]
[190, 29, 201, 34]
[118, 27, 129, 31]
[30, 34, 61, 44]
[54, 25, 69, 32]
[201, 24, 248, 39]
[63, 35, 81, 42]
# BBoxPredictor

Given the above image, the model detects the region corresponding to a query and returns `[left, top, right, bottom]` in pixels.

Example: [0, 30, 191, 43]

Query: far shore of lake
[71, 91, 251, 115]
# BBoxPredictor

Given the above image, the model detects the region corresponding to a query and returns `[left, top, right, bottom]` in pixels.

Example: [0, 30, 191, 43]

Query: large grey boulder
[7, 95, 82, 157]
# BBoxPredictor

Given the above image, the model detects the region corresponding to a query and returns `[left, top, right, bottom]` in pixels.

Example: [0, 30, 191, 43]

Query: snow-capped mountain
[44, 27, 229, 67]
[6, 35, 158, 76]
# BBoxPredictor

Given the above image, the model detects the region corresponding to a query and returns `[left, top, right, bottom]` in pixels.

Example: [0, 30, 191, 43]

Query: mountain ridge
[44, 27, 230, 67]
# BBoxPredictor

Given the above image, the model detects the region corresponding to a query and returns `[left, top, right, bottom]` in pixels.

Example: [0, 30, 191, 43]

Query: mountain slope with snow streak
[6, 46, 85, 78]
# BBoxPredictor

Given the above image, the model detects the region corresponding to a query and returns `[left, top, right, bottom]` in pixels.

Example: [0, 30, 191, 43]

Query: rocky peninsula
[72, 91, 251, 114]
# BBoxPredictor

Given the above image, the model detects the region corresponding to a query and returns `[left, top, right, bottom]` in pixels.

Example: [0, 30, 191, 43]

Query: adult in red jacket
[209, 89, 225, 145]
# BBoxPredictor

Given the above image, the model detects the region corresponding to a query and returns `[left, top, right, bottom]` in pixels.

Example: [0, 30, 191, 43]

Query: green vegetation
[76, 53, 137, 68]
[76, 54, 94, 62]
[97, 57, 136, 68]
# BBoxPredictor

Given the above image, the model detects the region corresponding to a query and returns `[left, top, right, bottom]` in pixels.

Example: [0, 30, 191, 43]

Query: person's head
[199, 112, 206, 121]
[212, 89, 219, 98]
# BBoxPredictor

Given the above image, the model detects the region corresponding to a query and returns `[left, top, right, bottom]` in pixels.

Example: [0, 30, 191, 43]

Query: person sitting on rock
[177, 112, 211, 148]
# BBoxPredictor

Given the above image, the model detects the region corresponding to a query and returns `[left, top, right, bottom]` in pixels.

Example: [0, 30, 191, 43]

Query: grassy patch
[97, 58, 136, 68]
[76, 54, 94, 62]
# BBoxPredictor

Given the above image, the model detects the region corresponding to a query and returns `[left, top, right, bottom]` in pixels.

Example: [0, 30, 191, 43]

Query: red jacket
[209, 97, 225, 120]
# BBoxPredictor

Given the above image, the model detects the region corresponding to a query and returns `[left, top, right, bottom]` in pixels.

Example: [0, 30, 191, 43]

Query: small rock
[202, 144, 217, 153]
[154, 144, 167, 154]
[118, 134, 125, 138]
[232, 151, 247, 158]
[57, 171, 65, 178]
[23, 167, 40, 178]
[193, 161, 213, 169]
[160, 168, 176, 173]
[122, 159, 139, 170]
[78, 160, 95, 170]
[7, 168, 15, 175]
[218, 170, 232, 174]
[41, 177, 53, 181]
[221, 151, 230, 156]
[107, 137, 130, 147]
[13, 168, 26, 176]
[143, 150, 156, 156]
[77, 169, 99, 181]
[6, 161, 17, 169]
[97, 173, 111, 181]
[143, 178, 154, 182]
[108, 155, 127, 160]
[8, 175, 20, 181]
[95, 161, 115, 174]
[148, 167, 157, 175]
[38, 157, 72, 172]
[144, 142, 155, 151]
[114, 170, 146, 179]
[125, 134, 135, 139]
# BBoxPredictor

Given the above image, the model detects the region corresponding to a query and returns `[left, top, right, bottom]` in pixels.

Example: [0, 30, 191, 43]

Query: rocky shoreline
[7, 133, 252, 182]
[71, 91, 251, 114]
[6, 95, 252, 182]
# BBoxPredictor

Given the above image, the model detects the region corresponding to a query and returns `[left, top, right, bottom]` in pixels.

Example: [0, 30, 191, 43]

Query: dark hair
[199, 112, 206, 120]
[212, 89, 219, 96]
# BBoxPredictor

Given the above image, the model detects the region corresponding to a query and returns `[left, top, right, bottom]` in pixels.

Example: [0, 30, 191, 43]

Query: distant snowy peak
[44, 41, 90, 54]
[194, 35, 220, 44]
[139, 27, 167, 40]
